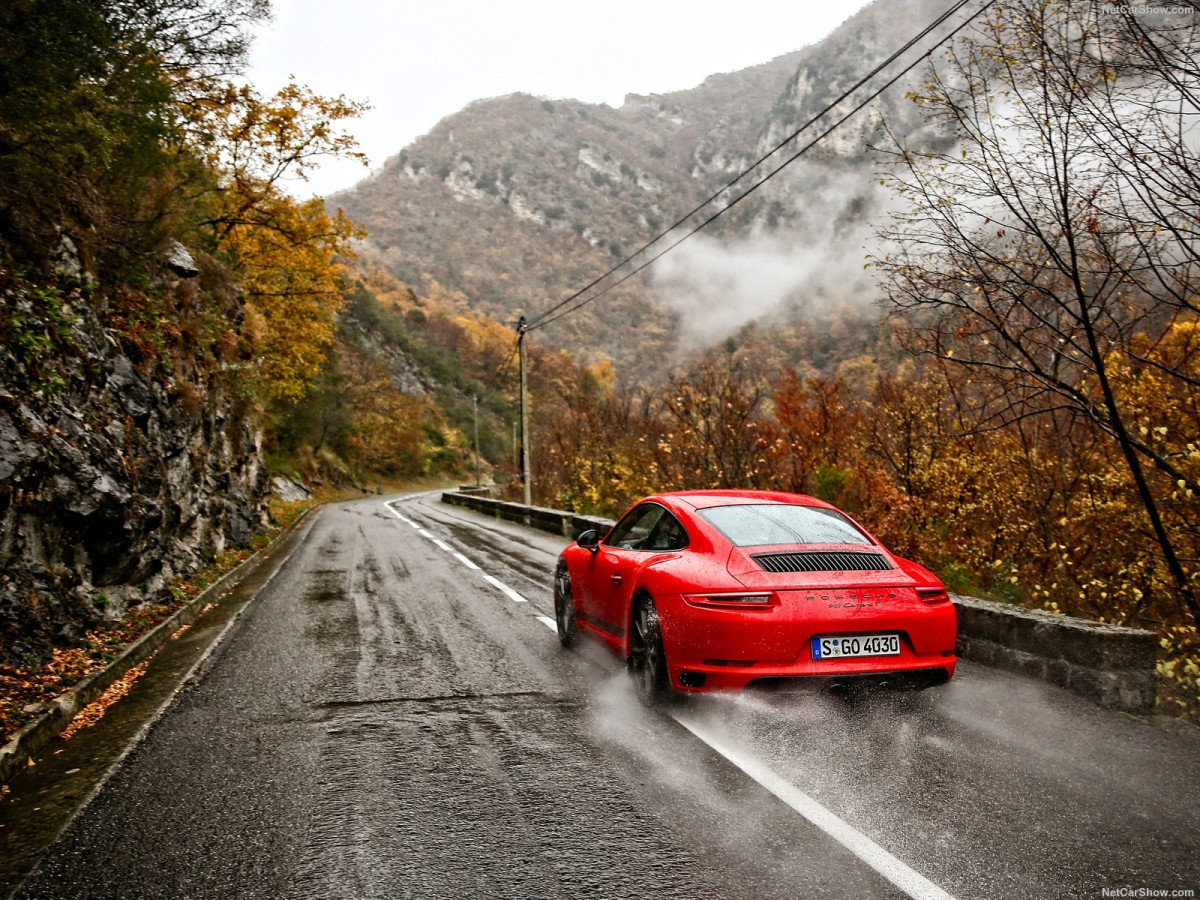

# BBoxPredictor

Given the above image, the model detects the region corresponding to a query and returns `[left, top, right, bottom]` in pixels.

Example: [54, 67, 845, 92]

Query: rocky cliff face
[0, 242, 269, 665]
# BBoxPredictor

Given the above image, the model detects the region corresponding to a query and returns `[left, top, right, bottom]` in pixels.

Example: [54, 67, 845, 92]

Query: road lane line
[452, 552, 481, 570]
[382, 502, 418, 527]
[482, 574, 528, 603]
[536, 616, 557, 632]
[393, 503, 500, 579]
[671, 712, 956, 900]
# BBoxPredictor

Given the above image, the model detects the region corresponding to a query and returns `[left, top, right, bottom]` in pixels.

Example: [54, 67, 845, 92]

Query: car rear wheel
[553, 560, 577, 648]
[630, 596, 670, 704]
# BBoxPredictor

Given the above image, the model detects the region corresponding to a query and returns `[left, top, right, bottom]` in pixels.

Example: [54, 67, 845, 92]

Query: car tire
[554, 560, 577, 648]
[630, 595, 671, 705]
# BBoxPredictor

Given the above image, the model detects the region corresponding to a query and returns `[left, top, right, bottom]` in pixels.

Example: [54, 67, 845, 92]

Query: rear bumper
[657, 590, 957, 693]
[670, 656, 956, 693]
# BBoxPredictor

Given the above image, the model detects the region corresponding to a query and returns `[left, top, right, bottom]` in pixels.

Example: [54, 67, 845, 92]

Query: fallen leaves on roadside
[58, 660, 152, 741]
[0, 603, 174, 742]
[1, 497, 323, 742]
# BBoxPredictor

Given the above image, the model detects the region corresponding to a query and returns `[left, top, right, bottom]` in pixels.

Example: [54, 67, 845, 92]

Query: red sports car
[553, 490, 957, 702]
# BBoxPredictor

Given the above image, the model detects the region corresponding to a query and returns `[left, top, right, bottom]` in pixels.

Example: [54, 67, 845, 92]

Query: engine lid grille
[751, 550, 892, 573]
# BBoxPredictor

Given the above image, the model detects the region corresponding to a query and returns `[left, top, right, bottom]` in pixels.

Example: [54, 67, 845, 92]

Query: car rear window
[698, 504, 871, 547]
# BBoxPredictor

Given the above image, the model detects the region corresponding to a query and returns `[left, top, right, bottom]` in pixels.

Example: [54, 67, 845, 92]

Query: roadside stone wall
[952, 594, 1158, 712]
[444, 489, 616, 537]
[442, 490, 1159, 713]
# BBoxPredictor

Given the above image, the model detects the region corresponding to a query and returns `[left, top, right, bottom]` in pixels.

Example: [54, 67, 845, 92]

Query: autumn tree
[0, 0, 268, 265]
[538, 362, 661, 515]
[766, 371, 860, 497]
[876, 0, 1200, 624]
[182, 81, 367, 403]
[655, 346, 771, 490]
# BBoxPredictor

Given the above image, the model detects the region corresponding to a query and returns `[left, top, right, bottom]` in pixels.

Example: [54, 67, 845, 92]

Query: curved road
[5, 492, 1199, 899]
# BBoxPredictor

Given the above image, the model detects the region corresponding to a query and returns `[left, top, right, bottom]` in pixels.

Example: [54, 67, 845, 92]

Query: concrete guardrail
[441, 490, 1159, 714]
[952, 594, 1158, 712]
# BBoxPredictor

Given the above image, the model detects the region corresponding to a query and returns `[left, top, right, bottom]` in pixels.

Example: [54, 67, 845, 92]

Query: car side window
[645, 511, 688, 551]
[605, 504, 665, 550]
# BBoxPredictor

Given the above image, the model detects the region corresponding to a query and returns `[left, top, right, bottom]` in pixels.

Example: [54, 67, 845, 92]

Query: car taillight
[684, 592, 775, 609]
[916, 586, 950, 604]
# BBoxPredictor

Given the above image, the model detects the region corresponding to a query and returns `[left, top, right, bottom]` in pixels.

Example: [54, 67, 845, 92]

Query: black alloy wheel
[554, 560, 577, 648]
[629, 596, 670, 705]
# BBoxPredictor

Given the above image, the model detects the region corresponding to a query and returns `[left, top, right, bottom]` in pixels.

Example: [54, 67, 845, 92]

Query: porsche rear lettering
[806, 590, 895, 607]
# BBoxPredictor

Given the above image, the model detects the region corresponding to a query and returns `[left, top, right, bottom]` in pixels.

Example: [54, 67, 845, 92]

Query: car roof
[646, 489, 836, 511]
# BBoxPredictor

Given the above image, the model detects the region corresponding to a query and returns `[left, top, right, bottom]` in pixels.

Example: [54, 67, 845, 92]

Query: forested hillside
[0, 0, 368, 670]
[335, 0, 959, 370]
[336, 52, 812, 371]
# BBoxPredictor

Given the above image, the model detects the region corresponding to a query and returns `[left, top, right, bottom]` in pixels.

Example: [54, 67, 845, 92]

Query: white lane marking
[453, 552, 480, 571]
[392, 498, 533, 607]
[671, 713, 956, 900]
[536, 615, 557, 632]
[391, 505, 489, 576]
[482, 574, 528, 603]
[382, 502, 418, 527]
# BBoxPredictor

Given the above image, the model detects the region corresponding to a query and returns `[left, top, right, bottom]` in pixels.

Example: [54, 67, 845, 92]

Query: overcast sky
[245, 0, 873, 197]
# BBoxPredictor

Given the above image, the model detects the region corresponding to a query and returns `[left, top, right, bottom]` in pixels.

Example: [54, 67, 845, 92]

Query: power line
[494, 333, 520, 384]
[523, 0, 992, 333]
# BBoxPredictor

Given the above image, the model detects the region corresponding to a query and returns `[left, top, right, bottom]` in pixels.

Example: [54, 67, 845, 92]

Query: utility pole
[472, 395, 481, 488]
[517, 317, 531, 506]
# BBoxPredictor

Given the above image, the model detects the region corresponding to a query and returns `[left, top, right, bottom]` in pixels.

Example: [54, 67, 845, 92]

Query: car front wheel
[553, 560, 577, 648]
[630, 595, 670, 704]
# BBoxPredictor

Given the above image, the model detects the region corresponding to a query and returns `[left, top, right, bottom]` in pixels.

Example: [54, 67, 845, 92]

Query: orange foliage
[187, 80, 368, 404]
[532, 338, 1198, 718]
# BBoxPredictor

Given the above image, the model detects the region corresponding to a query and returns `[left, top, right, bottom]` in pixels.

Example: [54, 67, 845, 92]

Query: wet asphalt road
[7, 491, 1200, 899]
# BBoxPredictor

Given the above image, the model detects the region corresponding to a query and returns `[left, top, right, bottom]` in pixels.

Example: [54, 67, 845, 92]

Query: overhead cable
[523, 0, 993, 332]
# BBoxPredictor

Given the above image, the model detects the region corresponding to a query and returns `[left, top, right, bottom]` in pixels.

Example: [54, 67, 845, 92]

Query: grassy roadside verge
[0, 486, 360, 744]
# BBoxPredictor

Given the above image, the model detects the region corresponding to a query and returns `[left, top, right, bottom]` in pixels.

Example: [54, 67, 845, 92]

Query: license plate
[812, 633, 901, 659]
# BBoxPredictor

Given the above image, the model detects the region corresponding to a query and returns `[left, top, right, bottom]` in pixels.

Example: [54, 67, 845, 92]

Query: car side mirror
[576, 529, 600, 553]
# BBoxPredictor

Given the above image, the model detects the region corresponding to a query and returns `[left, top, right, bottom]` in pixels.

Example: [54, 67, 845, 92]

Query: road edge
[0, 505, 320, 785]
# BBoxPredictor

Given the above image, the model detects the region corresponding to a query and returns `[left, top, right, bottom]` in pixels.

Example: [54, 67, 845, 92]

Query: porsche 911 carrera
[553, 490, 957, 702]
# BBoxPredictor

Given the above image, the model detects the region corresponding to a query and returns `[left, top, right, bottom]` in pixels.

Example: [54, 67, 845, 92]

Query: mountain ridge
[333, 0, 951, 375]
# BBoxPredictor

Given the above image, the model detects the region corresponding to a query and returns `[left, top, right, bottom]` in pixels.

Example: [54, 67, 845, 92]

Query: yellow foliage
[226, 199, 361, 402]
[186, 80, 368, 404]
[335, 347, 431, 474]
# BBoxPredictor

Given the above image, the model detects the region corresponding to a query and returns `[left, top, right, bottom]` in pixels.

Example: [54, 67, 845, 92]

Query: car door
[586, 504, 666, 640]
[594, 505, 690, 642]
